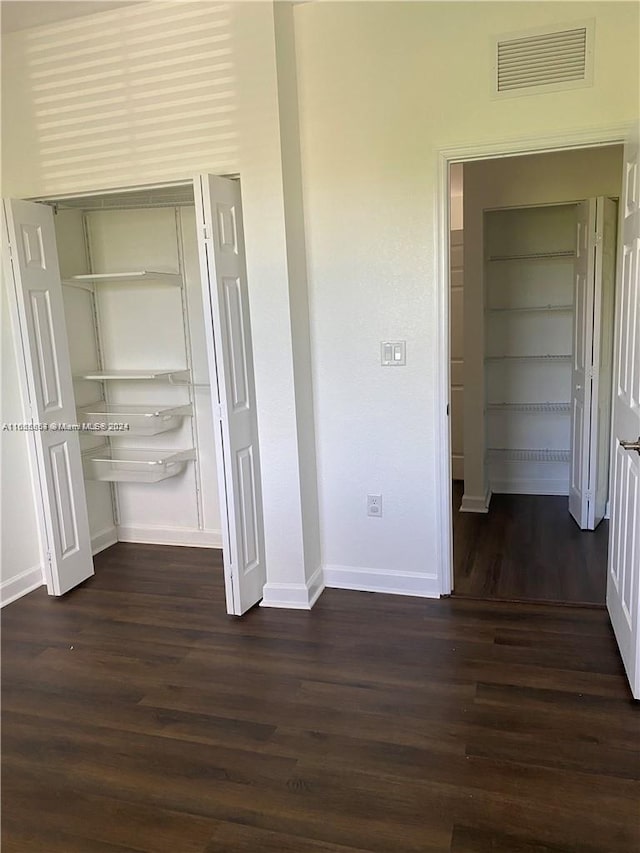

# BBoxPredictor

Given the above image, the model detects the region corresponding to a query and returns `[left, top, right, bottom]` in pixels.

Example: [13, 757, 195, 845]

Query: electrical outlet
[367, 494, 382, 517]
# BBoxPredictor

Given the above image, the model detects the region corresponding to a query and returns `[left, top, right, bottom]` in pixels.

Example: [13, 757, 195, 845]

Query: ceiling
[0, 1, 143, 34]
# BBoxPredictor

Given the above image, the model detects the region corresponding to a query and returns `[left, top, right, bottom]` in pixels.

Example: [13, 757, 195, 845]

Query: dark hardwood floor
[452, 482, 609, 606]
[2, 542, 638, 852]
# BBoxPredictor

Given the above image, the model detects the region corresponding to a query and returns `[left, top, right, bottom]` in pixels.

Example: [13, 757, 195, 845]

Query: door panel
[570, 397, 584, 491]
[237, 445, 259, 573]
[195, 175, 266, 615]
[50, 442, 79, 554]
[607, 131, 640, 699]
[3, 198, 93, 595]
[569, 200, 596, 528]
[29, 290, 64, 412]
[590, 198, 618, 527]
[222, 276, 249, 410]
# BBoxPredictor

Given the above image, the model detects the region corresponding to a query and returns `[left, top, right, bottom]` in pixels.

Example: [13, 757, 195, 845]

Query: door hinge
[202, 224, 212, 241]
[446, 403, 450, 416]
[215, 402, 223, 421]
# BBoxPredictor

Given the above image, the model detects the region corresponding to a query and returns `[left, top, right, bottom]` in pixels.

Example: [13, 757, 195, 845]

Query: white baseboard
[460, 486, 492, 513]
[605, 500, 611, 520]
[491, 479, 568, 496]
[261, 565, 325, 610]
[116, 525, 223, 548]
[1, 564, 44, 608]
[92, 525, 118, 555]
[323, 564, 441, 598]
[306, 565, 325, 607]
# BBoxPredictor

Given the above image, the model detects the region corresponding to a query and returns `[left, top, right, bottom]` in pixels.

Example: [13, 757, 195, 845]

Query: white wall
[462, 145, 624, 507]
[1, 2, 241, 195]
[294, 2, 638, 595]
[262, 1, 322, 606]
[2, 1, 320, 607]
[450, 163, 463, 232]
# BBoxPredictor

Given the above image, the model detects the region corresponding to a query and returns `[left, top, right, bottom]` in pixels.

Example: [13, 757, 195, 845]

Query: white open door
[2, 199, 93, 595]
[569, 197, 617, 530]
[195, 175, 266, 615]
[590, 197, 617, 528]
[607, 133, 640, 699]
[569, 199, 596, 529]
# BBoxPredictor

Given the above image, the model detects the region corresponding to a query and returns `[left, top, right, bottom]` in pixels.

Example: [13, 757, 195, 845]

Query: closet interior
[484, 203, 576, 497]
[52, 185, 222, 554]
[481, 198, 616, 528]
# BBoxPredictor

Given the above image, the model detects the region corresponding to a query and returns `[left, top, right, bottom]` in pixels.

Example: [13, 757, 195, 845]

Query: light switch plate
[381, 341, 406, 366]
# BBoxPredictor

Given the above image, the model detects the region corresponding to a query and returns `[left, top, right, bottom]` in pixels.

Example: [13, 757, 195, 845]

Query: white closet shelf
[488, 448, 570, 463]
[78, 402, 192, 435]
[487, 305, 573, 314]
[487, 251, 576, 262]
[83, 447, 196, 483]
[487, 402, 571, 414]
[75, 369, 191, 383]
[63, 271, 182, 286]
[484, 355, 572, 362]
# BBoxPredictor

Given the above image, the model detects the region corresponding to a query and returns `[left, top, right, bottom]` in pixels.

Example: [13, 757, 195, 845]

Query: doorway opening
[447, 145, 624, 606]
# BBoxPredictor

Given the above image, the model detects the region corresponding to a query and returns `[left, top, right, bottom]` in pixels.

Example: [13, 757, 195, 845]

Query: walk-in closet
[483, 198, 617, 530]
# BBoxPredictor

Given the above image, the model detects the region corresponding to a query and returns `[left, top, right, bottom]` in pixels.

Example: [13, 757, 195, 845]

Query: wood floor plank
[205, 821, 376, 852]
[450, 823, 606, 853]
[2, 542, 638, 853]
[452, 481, 608, 605]
[0, 829, 142, 853]
[464, 726, 640, 780]
[3, 766, 221, 852]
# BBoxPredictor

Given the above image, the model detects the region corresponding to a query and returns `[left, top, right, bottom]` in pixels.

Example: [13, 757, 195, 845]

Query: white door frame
[435, 124, 633, 596]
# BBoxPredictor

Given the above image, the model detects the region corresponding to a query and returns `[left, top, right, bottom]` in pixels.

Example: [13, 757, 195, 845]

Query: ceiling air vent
[494, 21, 594, 97]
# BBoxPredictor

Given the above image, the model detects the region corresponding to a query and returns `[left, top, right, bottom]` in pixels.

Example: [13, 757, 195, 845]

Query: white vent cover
[494, 21, 594, 97]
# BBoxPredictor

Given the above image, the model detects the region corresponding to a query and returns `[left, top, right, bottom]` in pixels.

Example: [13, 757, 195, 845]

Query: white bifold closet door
[2, 199, 94, 594]
[569, 196, 617, 530]
[195, 175, 266, 615]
